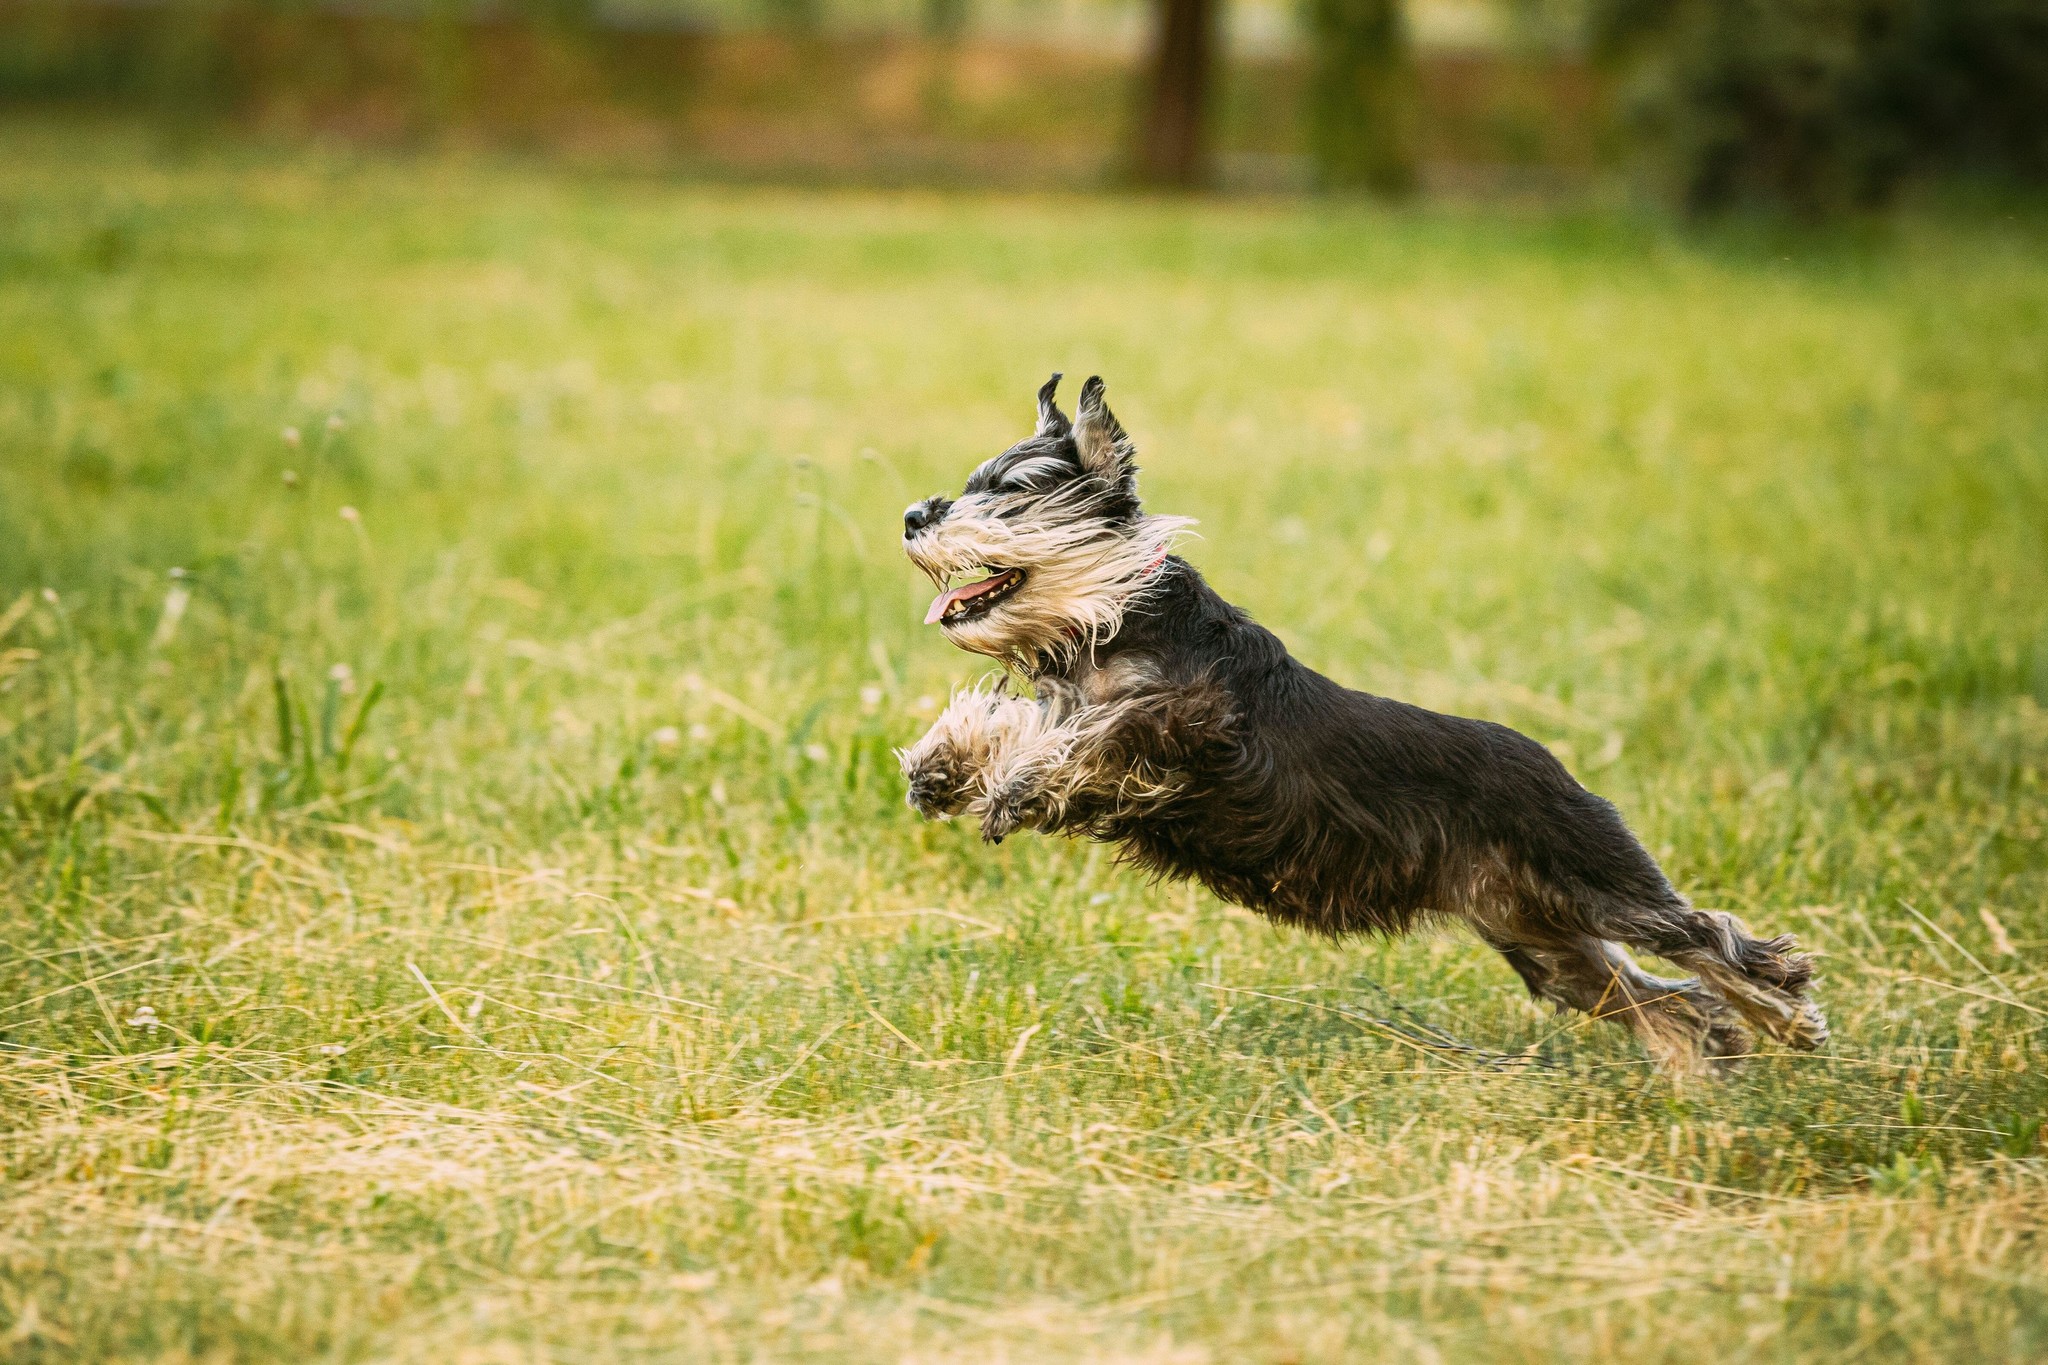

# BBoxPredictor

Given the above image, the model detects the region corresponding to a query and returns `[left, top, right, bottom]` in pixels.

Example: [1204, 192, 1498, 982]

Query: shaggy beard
[905, 484, 1193, 669]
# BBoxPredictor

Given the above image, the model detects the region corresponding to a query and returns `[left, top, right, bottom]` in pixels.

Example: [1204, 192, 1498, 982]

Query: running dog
[897, 374, 1827, 1069]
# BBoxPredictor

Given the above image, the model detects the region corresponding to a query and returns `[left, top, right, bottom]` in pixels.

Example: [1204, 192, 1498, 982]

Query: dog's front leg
[974, 682, 1229, 843]
[973, 707, 1114, 843]
[974, 749, 1064, 843]
[898, 687, 1050, 820]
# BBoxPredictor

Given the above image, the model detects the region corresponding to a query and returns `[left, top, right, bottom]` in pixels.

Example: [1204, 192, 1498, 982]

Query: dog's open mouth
[925, 568, 1026, 625]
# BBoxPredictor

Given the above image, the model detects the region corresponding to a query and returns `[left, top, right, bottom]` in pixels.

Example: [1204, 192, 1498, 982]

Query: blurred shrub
[1593, 0, 2048, 214]
[1300, 0, 1417, 194]
[0, 0, 1597, 186]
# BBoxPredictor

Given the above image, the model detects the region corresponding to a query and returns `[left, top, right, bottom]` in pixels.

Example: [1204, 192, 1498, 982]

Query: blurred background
[3, 0, 2043, 210]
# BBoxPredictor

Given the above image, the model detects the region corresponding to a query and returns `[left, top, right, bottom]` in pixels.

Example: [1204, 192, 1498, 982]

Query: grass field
[2, 120, 2046, 1362]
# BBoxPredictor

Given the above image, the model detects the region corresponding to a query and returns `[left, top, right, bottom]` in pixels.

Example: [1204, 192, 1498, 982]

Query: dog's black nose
[904, 502, 934, 536]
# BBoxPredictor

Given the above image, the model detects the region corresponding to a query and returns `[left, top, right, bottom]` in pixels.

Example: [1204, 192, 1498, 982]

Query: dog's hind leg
[1513, 784, 1828, 1055]
[1479, 926, 1749, 1070]
[1642, 905, 1828, 1051]
[1491, 941, 1554, 1001]
[1582, 896, 1829, 1052]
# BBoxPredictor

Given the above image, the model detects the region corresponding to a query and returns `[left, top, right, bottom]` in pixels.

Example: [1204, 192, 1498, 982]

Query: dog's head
[902, 374, 1192, 666]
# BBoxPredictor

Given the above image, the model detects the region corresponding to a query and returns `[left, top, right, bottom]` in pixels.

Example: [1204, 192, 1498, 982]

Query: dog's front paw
[977, 777, 1051, 844]
[903, 752, 974, 820]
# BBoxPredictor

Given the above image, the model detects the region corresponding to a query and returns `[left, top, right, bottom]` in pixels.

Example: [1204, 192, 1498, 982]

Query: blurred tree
[922, 0, 969, 120]
[763, 0, 826, 37]
[924, 0, 970, 41]
[511, 0, 600, 27]
[1594, 0, 2048, 214]
[1136, 0, 1220, 187]
[1498, 0, 1592, 52]
[1301, 0, 1417, 194]
[420, 0, 476, 130]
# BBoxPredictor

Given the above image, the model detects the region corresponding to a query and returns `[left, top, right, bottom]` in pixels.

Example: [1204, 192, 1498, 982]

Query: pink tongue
[924, 574, 1009, 625]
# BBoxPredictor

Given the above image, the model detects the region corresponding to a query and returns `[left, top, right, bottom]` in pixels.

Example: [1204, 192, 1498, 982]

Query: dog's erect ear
[1074, 376, 1136, 485]
[1035, 373, 1071, 438]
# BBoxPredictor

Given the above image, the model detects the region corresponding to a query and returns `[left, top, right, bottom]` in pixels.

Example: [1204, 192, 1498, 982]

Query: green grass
[2, 119, 2046, 1362]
